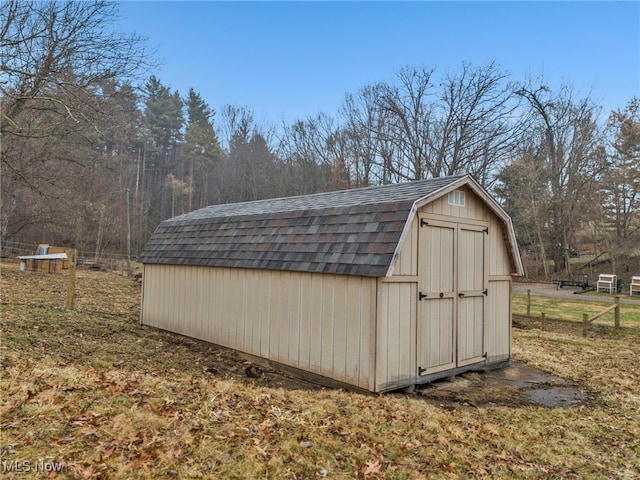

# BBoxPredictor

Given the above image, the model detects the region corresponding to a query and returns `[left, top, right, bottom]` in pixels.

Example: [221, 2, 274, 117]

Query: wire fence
[1, 240, 131, 273]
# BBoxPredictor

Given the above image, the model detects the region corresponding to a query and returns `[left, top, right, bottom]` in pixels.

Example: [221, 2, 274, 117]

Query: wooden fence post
[540, 312, 546, 331]
[614, 296, 620, 332]
[582, 313, 588, 337]
[66, 249, 77, 310]
[527, 289, 531, 317]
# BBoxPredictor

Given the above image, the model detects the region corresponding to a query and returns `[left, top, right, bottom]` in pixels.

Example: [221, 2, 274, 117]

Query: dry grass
[1, 262, 639, 479]
[513, 293, 640, 327]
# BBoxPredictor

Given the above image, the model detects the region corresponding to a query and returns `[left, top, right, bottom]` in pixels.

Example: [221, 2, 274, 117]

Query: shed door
[456, 225, 487, 367]
[417, 220, 456, 374]
[417, 220, 487, 375]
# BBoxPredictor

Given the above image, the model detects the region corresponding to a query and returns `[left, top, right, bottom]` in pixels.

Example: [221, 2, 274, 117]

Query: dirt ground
[203, 343, 590, 409]
[138, 309, 588, 409]
[192, 326, 590, 409]
[413, 360, 589, 409]
[239, 353, 590, 409]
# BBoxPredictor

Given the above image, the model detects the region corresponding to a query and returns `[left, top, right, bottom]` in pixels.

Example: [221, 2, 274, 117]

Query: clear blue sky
[118, 1, 640, 126]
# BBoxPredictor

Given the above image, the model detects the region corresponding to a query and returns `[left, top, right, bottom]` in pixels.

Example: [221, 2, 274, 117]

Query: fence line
[582, 297, 621, 336]
[1, 240, 128, 272]
[524, 288, 623, 336]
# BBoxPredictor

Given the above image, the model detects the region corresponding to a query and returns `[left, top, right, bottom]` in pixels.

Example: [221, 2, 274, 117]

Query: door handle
[458, 292, 465, 297]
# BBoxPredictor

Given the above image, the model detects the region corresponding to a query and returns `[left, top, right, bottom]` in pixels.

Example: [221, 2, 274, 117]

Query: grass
[1, 262, 639, 479]
[513, 293, 640, 327]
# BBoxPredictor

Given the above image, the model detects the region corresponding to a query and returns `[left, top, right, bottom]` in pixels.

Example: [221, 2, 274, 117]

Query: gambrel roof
[139, 174, 524, 277]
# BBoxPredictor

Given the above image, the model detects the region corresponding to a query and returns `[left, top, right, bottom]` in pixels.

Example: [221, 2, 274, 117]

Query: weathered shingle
[139, 175, 466, 277]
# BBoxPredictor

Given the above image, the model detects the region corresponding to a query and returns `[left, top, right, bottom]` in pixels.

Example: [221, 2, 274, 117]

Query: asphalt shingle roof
[139, 175, 466, 277]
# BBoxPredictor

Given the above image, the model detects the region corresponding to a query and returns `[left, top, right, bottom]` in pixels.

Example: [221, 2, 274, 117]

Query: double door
[417, 219, 487, 375]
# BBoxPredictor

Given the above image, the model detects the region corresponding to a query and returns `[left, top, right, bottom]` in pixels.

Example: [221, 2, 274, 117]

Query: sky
[117, 1, 640, 127]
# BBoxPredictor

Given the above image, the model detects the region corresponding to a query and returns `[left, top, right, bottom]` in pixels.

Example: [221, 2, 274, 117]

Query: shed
[139, 174, 524, 392]
[18, 244, 70, 273]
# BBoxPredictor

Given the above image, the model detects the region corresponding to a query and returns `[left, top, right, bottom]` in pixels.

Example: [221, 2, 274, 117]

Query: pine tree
[184, 89, 222, 209]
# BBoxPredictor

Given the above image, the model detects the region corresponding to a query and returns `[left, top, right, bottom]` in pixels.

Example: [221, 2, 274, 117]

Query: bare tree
[496, 146, 552, 278]
[370, 63, 521, 186]
[375, 66, 436, 181]
[431, 62, 522, 186]
[515, 82, 606, 272]
[218, 105, 284, 202]
[1, 0, 150, 140]
[1, 0, 152, 246]
[589, 97, 640, 273]
[277, 113, 344, 194]
[602, 97, 640, 240]
[341, 84, 387, 186]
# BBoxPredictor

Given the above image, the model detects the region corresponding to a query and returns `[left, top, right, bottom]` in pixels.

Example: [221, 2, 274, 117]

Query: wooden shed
[18, 244, 70, 273]
[139, 174, 524, 392]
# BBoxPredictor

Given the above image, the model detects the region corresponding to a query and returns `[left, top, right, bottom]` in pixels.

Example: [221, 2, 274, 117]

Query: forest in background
[1, 1, 638, 279]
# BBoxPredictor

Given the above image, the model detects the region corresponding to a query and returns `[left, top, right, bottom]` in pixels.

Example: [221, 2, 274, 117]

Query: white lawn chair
[596, 274, 617, 294]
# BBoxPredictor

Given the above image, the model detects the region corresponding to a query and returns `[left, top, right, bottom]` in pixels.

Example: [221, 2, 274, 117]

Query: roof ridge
[169, 174, 467, 222]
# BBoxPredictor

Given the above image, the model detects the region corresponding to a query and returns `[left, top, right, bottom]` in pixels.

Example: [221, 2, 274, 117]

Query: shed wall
[485, 212, 515, 361]
[375, 280, 417, 391]
[419, 185, 490, 222]
[374, 187, 513, 390]
[141, 264, 376, 390]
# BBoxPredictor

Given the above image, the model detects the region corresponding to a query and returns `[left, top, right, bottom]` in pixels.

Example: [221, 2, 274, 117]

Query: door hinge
[420, 219, 429, 227]
[483, 227, 489, 234]
[418, 366, 427, 375]
[419, 292, 427, 301]
[482, 288, 488, 296]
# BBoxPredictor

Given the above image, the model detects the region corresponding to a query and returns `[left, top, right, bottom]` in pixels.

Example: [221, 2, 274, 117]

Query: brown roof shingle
[139, 175, 465, 277]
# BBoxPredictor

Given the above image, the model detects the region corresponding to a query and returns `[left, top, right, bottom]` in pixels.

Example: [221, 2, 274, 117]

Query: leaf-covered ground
[1, 263, 639, 479]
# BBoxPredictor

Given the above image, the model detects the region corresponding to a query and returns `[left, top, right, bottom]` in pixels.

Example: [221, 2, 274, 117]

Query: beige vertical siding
[457, 296, 484, 362]
[394, 217, 418, 276]
[376, 211, 420, 390]
[416, 220, 456, 375]
[488, 215, 514, 276]
[375, 188, 513, 390]
[486, 279, 511, 362]
[419, 186, 490, 222]
[418, 189, 513, 366]
[141, 264, 375, 390]
[456, 226, 487, 366]
[485, 207, 514, 363]
[375, 281, 417, 391]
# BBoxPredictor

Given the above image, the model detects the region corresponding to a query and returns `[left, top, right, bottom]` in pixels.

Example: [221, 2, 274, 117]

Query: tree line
[1, 1, 638, 277]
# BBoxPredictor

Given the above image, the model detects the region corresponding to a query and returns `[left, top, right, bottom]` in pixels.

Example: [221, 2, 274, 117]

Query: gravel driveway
[513, 281, 640, 306]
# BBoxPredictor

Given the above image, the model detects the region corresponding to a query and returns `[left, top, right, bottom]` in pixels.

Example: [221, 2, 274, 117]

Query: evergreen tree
[141, 76, 185, 233]
[184, 88, 222, 209]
